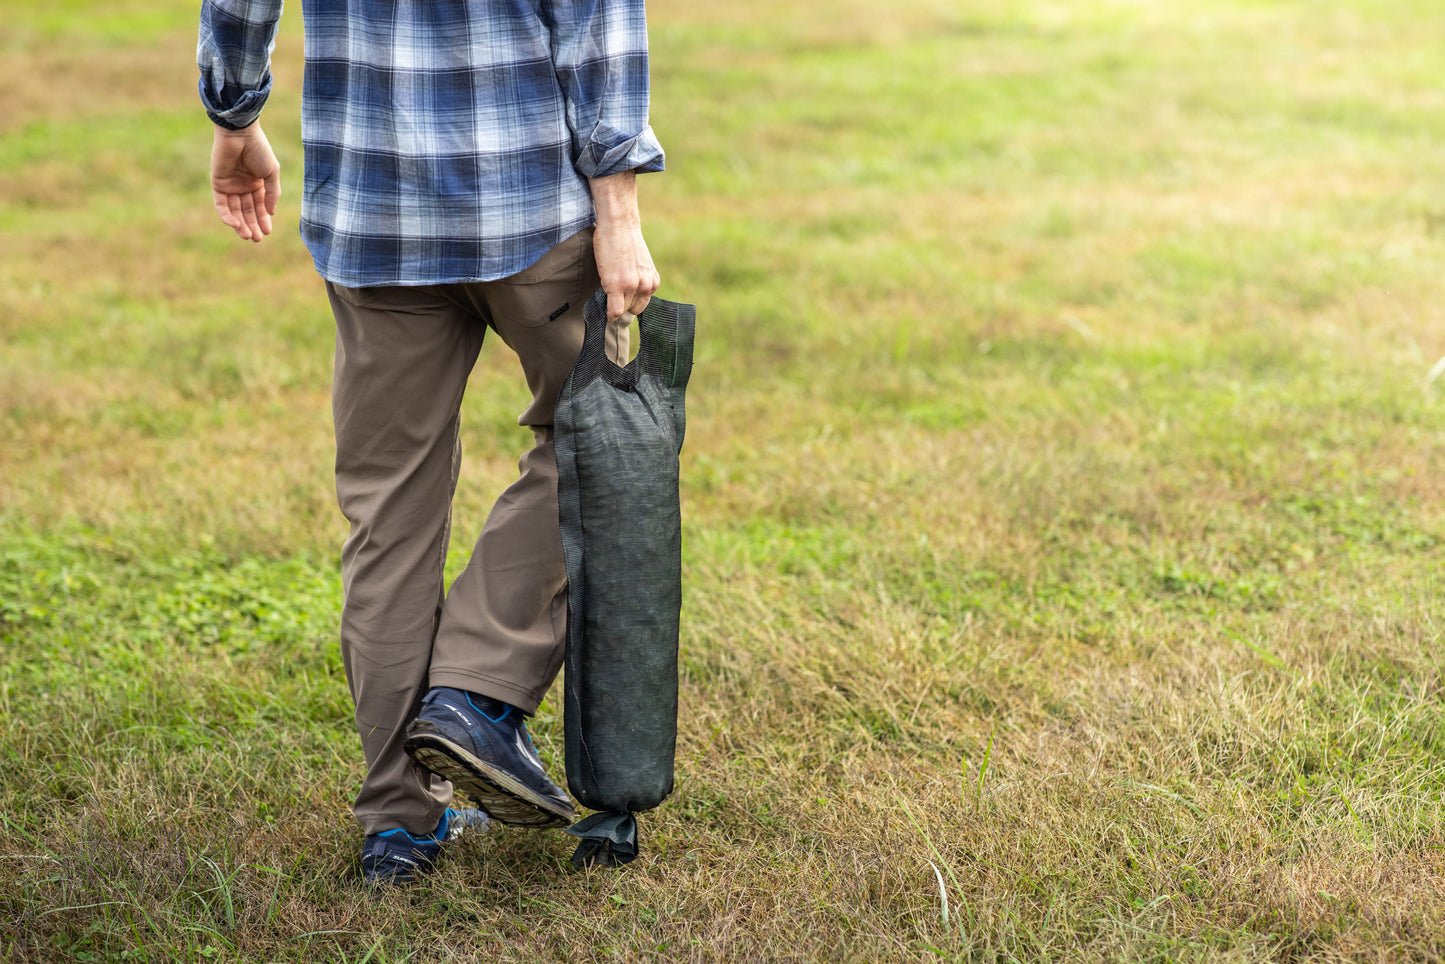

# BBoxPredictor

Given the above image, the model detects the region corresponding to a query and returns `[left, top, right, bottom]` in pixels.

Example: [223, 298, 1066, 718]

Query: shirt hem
[305, 215, 596, 288]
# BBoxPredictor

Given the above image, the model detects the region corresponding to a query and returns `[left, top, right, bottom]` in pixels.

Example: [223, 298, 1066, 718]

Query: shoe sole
[404, 731, 574, 830]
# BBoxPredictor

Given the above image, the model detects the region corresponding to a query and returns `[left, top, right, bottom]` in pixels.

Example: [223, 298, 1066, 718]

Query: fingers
[215, 192, 251, 240]
[604, 279, 656, 321]
[246, 185, 273, 240]
[213, 194, 242, 237]
[212, 189, 272, 242]
[601, 265, 660, 321]
[625, 265, 659, 317]
[211, 181, 272, 242]
[605, 286, 627, 323]
[238, 191, 261, 242]
[627, 290, 653, 319]
[632, 266, 660, 315]
[263, 168, 281, 218]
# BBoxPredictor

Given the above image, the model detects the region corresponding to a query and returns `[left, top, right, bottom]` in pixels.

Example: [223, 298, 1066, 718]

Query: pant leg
[429, 228, 628, 714]
[329, 280, 485, 836]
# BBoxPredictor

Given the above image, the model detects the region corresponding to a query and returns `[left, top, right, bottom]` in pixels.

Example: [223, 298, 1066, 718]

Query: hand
[589, 172, 660, 321]
[211, 124, 281, 242]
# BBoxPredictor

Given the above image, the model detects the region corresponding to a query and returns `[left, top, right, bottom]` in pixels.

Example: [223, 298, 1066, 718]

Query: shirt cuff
[198, 75, 271, 131]
[575, 124, 666, 180]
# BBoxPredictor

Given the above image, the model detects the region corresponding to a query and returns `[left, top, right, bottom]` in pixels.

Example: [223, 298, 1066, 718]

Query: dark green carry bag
[554, 288, 695, 868]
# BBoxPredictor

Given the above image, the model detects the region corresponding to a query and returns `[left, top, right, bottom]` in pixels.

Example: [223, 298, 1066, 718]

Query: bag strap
[579, 288, 696, 396]
[577, 290, 637, 391]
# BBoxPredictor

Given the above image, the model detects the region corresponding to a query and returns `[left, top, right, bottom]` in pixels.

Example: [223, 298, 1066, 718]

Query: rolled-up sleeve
[546, 0, 666, 179]
[197, 0, 284, 130]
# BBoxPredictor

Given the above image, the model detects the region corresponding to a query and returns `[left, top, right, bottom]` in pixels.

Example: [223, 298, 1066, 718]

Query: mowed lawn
[4, 0, 1445, 960]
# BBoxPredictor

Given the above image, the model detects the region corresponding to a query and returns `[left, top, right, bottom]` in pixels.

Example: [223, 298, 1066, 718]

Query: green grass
[4, 0, 1445, 960]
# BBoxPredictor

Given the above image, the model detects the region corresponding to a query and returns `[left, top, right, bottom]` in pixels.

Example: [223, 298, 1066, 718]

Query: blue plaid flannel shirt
[198, 0, 665, 287]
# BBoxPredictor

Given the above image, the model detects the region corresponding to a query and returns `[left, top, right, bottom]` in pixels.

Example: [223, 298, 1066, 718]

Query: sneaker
[361, 807, 490, 886]
[403, 687, 575, 829]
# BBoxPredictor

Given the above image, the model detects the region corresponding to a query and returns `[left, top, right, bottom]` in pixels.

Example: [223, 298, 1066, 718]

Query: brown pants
[327, 229, 627, 835]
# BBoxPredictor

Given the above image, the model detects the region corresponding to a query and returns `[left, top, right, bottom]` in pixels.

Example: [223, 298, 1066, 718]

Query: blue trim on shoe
[361, 807, 489, 887]
[374, 807, 454, 843]
[464, 691, 512, 723]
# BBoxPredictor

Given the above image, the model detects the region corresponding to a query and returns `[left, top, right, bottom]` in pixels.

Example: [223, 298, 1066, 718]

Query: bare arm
[589, 171, 660, 321]
[210, 123, 281, 243]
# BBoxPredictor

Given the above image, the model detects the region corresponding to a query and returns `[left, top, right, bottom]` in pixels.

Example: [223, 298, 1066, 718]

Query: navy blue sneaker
[361, 807, 490, 886]
[403, 687, 575, 829]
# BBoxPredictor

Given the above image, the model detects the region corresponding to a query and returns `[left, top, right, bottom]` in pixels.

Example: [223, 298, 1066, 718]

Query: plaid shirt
[198, 0, 665, 287]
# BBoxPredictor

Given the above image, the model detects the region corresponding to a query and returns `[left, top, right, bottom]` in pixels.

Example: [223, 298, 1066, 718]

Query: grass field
[4, 0, 1445, 960]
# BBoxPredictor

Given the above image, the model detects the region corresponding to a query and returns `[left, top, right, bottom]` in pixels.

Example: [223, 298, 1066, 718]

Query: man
[198, 0, 663, 885]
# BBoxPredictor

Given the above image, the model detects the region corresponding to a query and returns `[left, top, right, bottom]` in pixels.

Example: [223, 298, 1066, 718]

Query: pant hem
[355, 805, 450, 839]
[427, 669, 546, 716]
